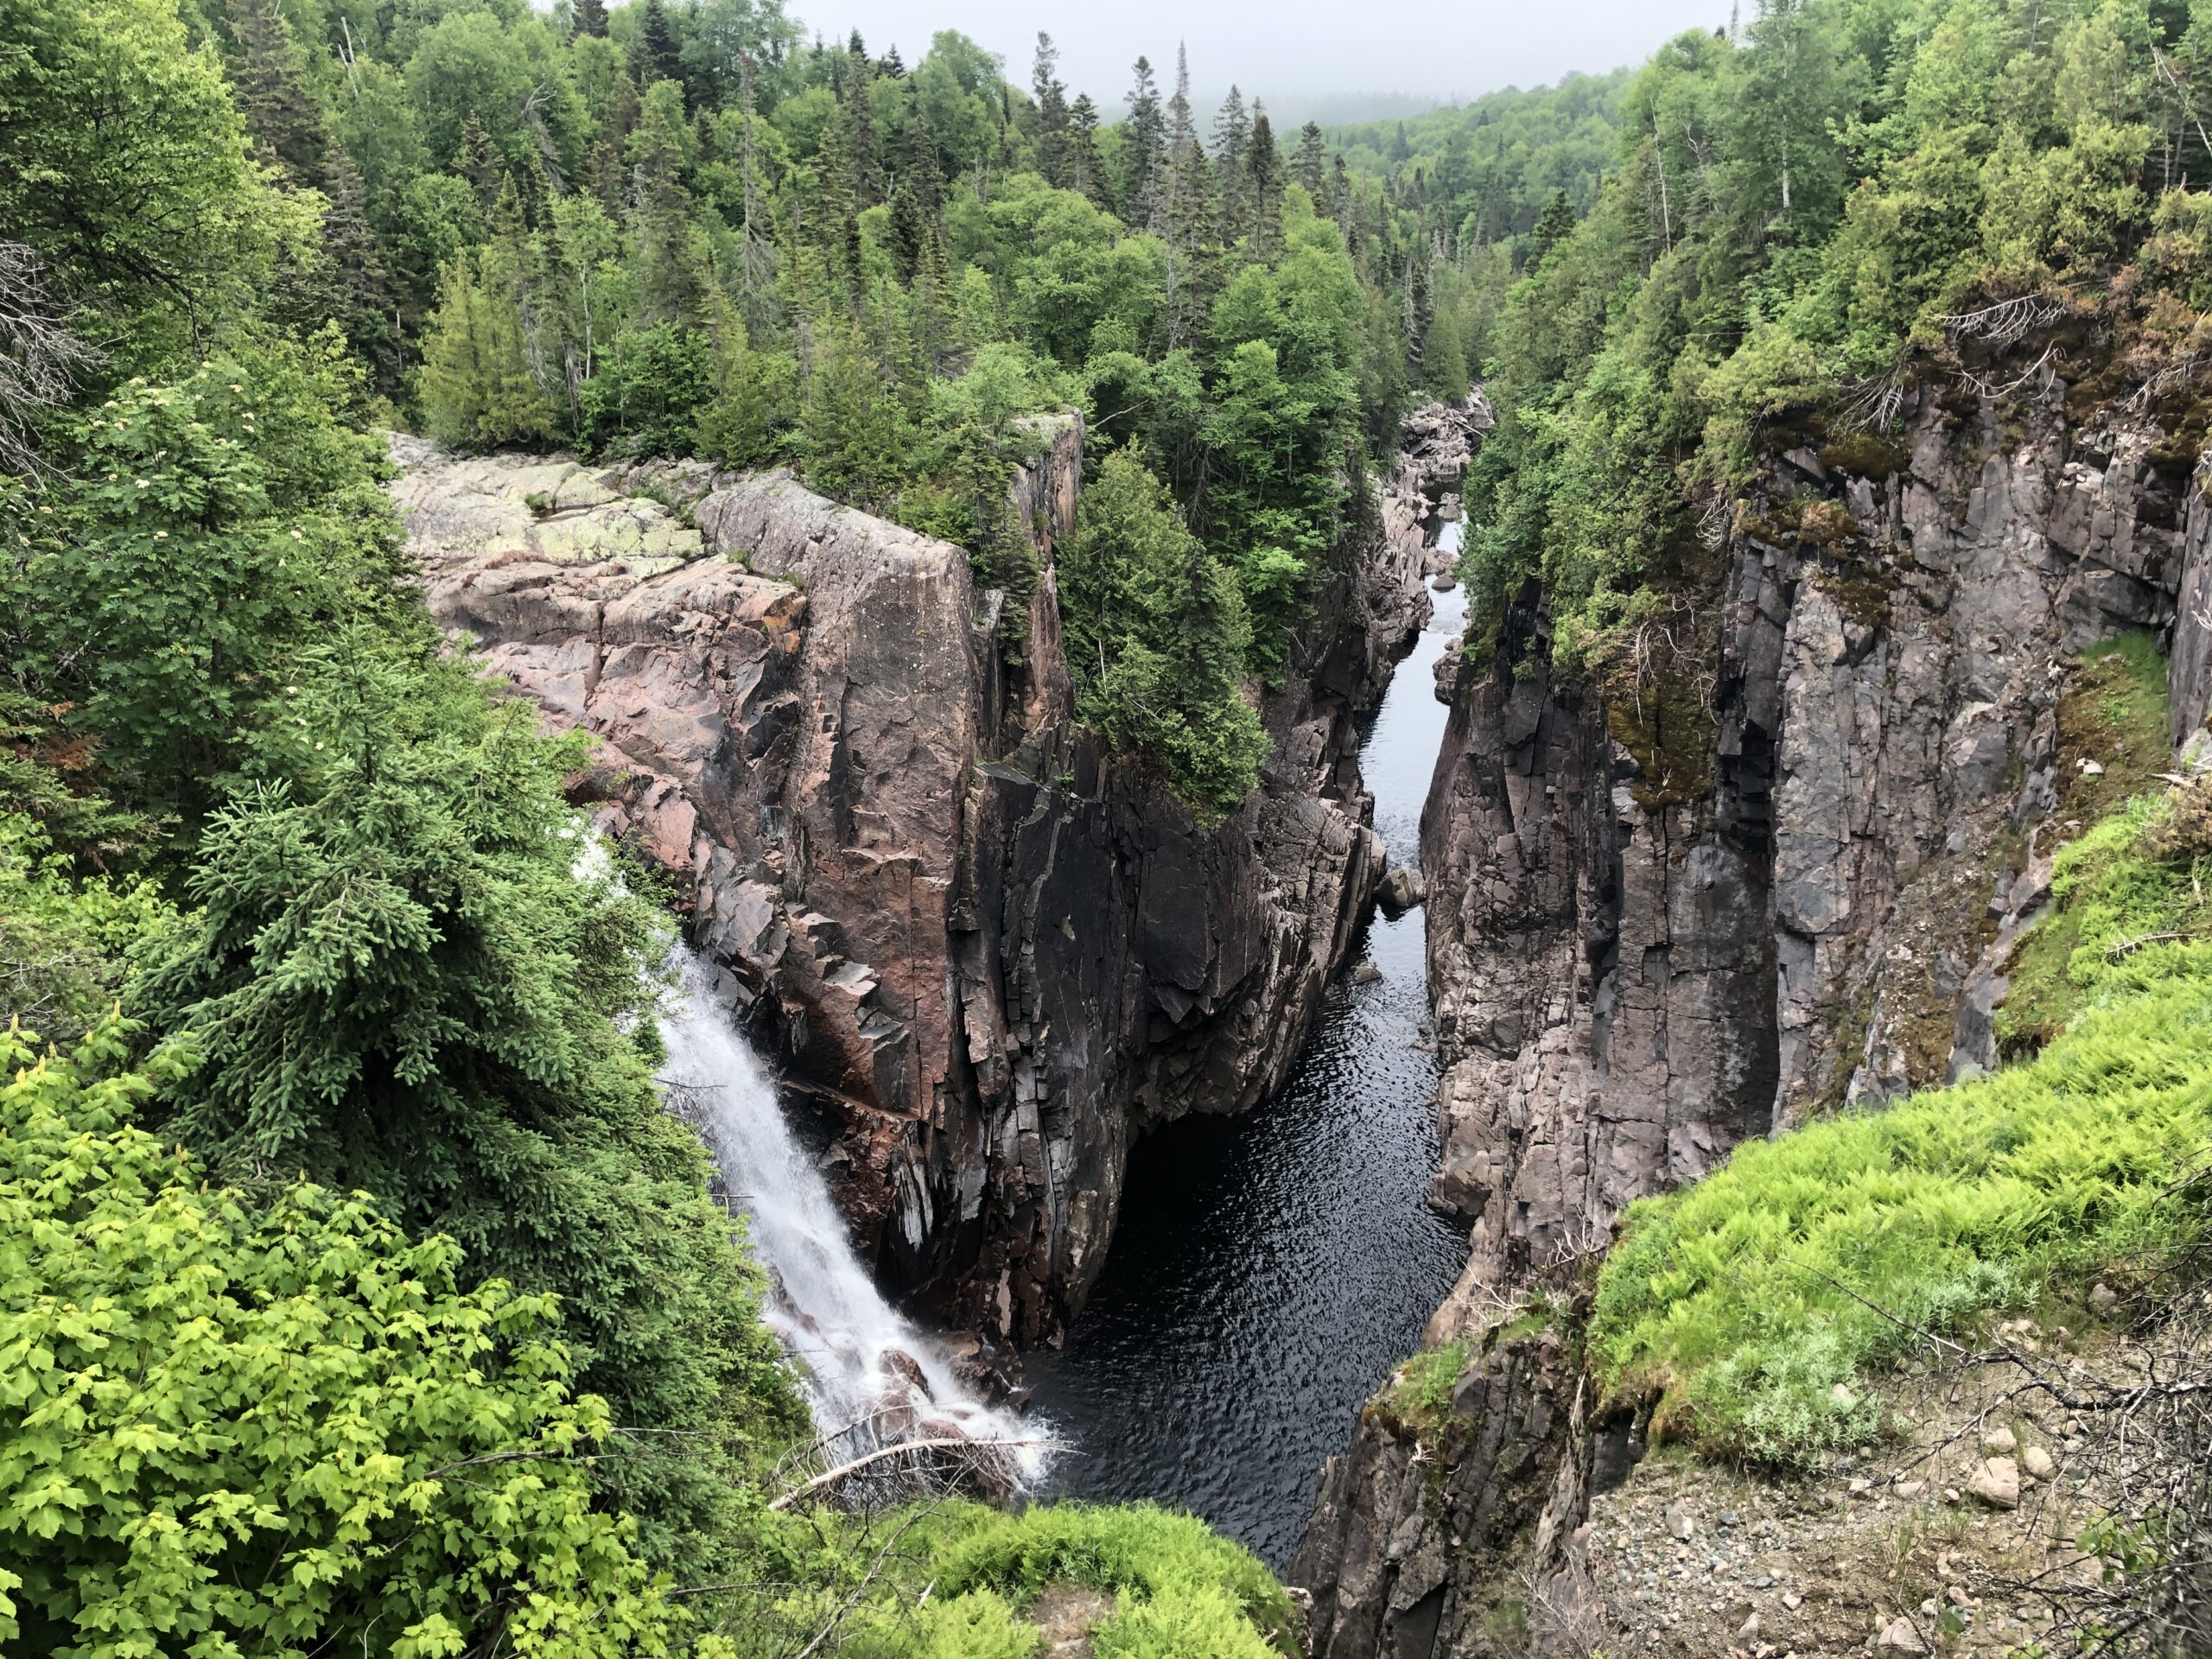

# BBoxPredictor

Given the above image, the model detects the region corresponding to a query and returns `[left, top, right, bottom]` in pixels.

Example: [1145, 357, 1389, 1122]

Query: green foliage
[0, 1014, 698, 1659]
[581, 320, 714, 456]
[1376, 1338, 1474, 1436]
[1058, 447, 1267, 814]
[0, 0, 286, 361]
[909, 1502, 1300, 1659]
[7, 344, 409, 823]
[134, 643, 804, 1575]
[1459, 0, 2210, 661]
[1592, 793, 2212, 1465]
[0, 809, 175, 1047]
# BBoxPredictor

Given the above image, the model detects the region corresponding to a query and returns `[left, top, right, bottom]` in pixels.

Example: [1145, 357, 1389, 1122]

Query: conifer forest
[6, 0, 2212, 1654]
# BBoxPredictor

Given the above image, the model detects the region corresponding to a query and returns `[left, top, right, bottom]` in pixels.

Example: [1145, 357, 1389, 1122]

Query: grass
[1588, 780, 2212, 1467]
[875, 1503, 1300, 1659]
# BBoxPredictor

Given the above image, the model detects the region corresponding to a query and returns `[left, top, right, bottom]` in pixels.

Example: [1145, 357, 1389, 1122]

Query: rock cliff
[389, 409, 1468, 1344]
[1292, 374, 2212, 1653]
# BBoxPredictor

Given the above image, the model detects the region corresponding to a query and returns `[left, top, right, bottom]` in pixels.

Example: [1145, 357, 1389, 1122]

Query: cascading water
[657, 947, 1047, 1487]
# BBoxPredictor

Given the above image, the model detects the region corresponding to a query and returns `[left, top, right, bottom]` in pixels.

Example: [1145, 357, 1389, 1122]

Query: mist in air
[797, 0, 1735, 119]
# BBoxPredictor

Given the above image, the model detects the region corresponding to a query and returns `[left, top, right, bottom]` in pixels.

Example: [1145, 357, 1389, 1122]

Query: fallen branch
[767, 1436, 1048, 1511]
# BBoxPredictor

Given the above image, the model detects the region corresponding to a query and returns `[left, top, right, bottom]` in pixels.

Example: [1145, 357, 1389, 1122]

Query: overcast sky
[797, 0, 1734, 117]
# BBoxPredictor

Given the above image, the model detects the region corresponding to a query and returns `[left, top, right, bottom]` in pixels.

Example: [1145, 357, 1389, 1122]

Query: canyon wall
[1293, 376, 2212, 1654]
[390, 406, 1476, 1344]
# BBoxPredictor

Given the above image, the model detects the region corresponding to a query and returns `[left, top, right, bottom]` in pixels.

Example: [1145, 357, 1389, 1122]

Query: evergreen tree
[1213, 85, 1250, 241]
[1122, 55, 1166, 222]
[841, 40, 883, 205]
[1032, 32, 1070, 187]
[1294, 120, 1327, 198]
[320, 148, 402, 395]
[888, 85, 947, 284]
[572, 0, 608, 38]
[1068, 92, 1101, 201]
[417, 243, 557, 448]
[639, 0, 683, 90]
[457, 111, 504, 211]
[1529, 186, 1575, 269]
[1248, 105, 1282, 257]
[225, 0, 325, 180]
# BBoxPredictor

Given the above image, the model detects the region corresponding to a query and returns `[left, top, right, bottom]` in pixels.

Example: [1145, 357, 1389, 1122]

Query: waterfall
[658, 947, 1046, 1485]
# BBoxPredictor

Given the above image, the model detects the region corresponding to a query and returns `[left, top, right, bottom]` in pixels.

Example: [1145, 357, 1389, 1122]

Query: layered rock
[389, 411, 1446, 1343]
[1294, 374, 2212, 1654]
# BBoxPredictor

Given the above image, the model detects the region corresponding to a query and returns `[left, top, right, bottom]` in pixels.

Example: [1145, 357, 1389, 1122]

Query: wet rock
[1376, 865, 1427, 912]
[879, 1347, 933, 1400]
[1351, 962, 1384, 984]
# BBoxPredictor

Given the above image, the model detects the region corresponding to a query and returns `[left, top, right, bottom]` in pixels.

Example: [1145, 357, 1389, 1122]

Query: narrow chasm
[1026, 531, 1473, 1568]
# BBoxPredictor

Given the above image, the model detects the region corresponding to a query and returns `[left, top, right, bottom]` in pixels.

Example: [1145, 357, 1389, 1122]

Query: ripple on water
[1026, 581, 1472, 1570]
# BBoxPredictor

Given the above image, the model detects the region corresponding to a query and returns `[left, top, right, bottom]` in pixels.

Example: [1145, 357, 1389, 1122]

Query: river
[1024, 549, 1472, 1569]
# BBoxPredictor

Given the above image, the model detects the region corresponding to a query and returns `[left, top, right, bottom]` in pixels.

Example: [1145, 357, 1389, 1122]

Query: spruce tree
[1031, 32, 1070, 188]
[1248, 105, 1282, 257]
[1294, 121, 1327, 198]
[1529, 188, 1575, 270]
[841, 41, 882, 206]
[1213, 86, 1249, 242]
[225, 0, 325, 181]
[458, 111, 504, 211]
[1068, 93, 1101, 202]
[639, 0, 683, 90]
[572, 0, 608, 37]
[320, 148, 402, 394]
[1122, 56, 1166, 223]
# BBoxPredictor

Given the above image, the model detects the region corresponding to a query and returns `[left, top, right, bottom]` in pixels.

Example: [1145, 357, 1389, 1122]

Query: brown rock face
[390, 411, 1440, 1342]
[1294, 378, 2209, 1655]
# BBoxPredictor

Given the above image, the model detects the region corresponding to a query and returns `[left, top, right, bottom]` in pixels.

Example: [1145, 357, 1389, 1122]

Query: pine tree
[572, 0, 608, 38]
[639, 0, 683, 90]
[1294, 121, 1327, 198]
[225, 0, 325, 180]
[1031, 33, 1070, 188]
[1123, 56, 1166, 223]
[1389, 120, 1412, 162]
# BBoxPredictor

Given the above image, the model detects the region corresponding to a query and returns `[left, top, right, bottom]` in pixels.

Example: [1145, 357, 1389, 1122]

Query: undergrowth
[1589, 782, 2212, 1467]
[878, 1503, 1300, 1659]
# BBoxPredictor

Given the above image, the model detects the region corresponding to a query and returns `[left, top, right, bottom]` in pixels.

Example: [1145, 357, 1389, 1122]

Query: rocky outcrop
[1293, 372, 2212, 1654]
[390, 410, 1445, 1344]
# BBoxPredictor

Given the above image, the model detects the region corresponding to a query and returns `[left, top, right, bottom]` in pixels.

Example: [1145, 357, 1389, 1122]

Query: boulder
[1967, 1456, 2021, 1510]
[1376, 865, 1427, 912]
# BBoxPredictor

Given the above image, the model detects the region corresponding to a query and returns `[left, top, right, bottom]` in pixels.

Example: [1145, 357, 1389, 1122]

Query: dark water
[1026, 566, 1472, 1571]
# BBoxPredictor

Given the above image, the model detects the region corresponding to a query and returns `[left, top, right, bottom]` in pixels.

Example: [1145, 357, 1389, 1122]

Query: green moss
[1590, 792, 2212, 1467]
[1376, 1338, 1475, 1438]
[2053, 632, 2171, 822]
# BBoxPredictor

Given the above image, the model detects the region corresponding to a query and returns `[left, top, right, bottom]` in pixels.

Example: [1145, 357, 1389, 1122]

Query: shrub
[0, 1014, 693, 1659]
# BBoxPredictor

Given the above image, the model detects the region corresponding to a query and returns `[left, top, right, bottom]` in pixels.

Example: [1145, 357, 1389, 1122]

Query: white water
[658, 948, 1043, 1477]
